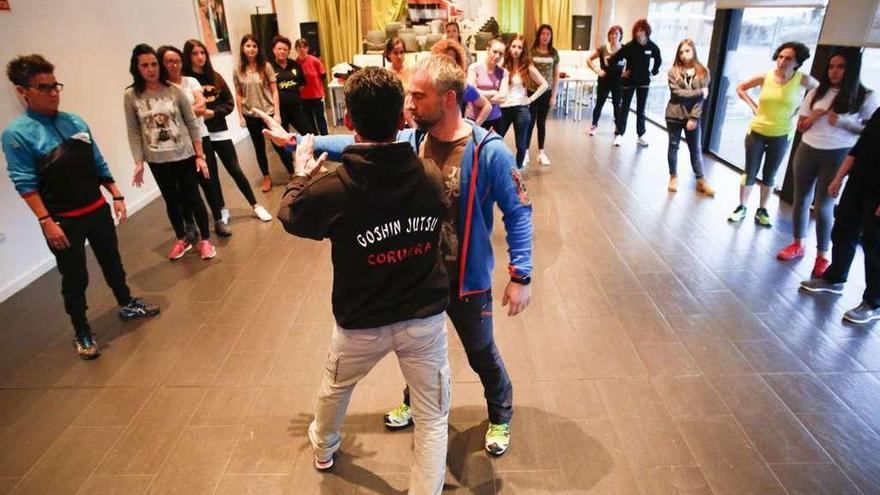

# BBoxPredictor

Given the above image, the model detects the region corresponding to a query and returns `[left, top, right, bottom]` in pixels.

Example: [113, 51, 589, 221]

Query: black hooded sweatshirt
[190, 70, 235, 134]
[278, 141, 449, 329]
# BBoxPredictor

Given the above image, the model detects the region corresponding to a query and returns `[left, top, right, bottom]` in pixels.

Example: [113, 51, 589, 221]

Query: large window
[708, 6, 825, 171]
[646, 1, 716, 125]
[862, 47, 880, 94]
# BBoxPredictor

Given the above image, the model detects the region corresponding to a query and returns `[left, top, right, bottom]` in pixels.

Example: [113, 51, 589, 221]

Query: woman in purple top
[468, 38, 509, 130]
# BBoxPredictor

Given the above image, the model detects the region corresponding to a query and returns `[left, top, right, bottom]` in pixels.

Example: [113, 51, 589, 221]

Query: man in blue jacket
[2, 55, 159, 360]
[261, 54, 533, 456]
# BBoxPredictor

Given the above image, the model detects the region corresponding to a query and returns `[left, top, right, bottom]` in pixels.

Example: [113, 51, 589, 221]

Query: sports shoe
[314, 454, 334, 471]
[522, 152, 530, 168]
[538, 151, 550, 166]
[696, 178, 715, 197]
[727, 205, 747, 223]
[800, 278, 844, 294]
[220, 207, 230, 225]
[843, 301, 880, 324]
[118, 297, 160, 321]
[667, 176, 678, 192]
[812, 257, 831, 278]
[261, 176, 272, 193]
[383, 403, 414, 430]
[168, 239, 192, 260]
[253, 204, 273, 222]
[485, 422, 511, 456]
[588, 124, 598, 136]
[197, 239, 216, 260]
[754, 208, 772, 227]
[636, 136, 649, 147]
[74, 333, 100, 360]
[612, 135, 623, 147]
[215, 220, 232, 237]
[777, 242, 805, 260]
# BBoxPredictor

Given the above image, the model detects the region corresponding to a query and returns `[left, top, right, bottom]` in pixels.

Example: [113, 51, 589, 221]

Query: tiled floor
[1, 113, 879, 494]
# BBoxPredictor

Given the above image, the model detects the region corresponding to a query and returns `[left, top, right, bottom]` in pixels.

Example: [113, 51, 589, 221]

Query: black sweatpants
[822, 184, 880, 306]
[301, 98, 329, 136]
[149, 157, 211, 240]
[244, 115, 293, 176]
[617, 86, 649, 137]
[196, 136, 224, 222]
[50, 203, 131, 336]
[592, 77, 621, 127]
[280, 101, 316, 135]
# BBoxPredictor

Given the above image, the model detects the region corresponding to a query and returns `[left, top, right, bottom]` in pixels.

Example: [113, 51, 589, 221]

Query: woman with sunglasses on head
[528, 24, 560, 167]
[497, 34, 548, 170]
[430, 38, 492, 125]
[467, 38, 508, 131]
[665, 39, 714, 197]
[182, 39, 273, 226]
[587, 25, 624, 136]
[294, 38, 329, 136]
[158, 45, 231, 238]
[778, 51, 877, 277]
[728, 41, 818, 228]
[234, 34, 291, 193]
[124, 43, 217, 261]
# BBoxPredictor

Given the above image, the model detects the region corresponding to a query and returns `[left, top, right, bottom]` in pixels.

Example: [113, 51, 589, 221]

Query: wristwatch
[511, 275, 531, 286]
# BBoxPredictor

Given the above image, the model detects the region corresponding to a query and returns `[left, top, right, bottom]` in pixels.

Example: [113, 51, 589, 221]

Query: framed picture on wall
[195, 0, 230, 53]
[0, 0, 10, 11]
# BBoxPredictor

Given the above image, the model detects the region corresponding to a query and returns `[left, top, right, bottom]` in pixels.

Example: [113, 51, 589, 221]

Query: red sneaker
[168, 239, 191, 260]
[197, 240, 216, 260]
[777, 242, 805, 261]
[812, 257, 831, 278]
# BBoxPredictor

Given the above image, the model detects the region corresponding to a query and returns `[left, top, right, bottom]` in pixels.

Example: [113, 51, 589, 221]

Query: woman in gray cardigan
[665, 39, 714, 196]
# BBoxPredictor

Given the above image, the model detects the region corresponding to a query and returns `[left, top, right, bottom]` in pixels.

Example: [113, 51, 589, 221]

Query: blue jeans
[496, 105, 532, 168]
[744, 130, 790, 187]
[404, 286, 513, 424]
[666, 120, 704, 178]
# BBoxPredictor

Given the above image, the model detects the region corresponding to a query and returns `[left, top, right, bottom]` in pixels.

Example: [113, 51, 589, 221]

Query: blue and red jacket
[307, 122, 533, 298]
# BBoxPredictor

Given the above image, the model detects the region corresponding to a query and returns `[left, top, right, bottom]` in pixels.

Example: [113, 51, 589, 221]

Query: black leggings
[280, 101, 316, 135]
[208, 138, 257, 206]
[244, 115, 293, 176]
[301, 98, 329, 135]
[528, 90, 552, 149]
[592, 77, 621, 126]
[149, 156, 210, 240]
[617, 86, 649, 137]
[196, 137, 224, 222]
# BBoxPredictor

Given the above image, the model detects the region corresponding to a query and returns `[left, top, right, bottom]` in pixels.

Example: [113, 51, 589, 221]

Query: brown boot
[667, 175, 678, 192]
[696, 178, 715, 197]
[261, 176, 272, 193]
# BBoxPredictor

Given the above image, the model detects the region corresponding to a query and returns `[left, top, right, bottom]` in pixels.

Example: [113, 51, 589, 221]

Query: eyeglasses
[28, 82, 64, 93]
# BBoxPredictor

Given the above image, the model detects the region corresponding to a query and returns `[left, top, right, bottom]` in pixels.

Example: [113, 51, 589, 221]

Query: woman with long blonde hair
[497, 34, 548, 169]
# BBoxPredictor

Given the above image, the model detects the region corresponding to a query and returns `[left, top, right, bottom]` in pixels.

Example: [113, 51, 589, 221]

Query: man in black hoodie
[273, 67, 450, 495]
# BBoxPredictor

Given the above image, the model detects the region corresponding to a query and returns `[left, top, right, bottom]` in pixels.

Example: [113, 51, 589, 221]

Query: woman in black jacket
[609, 19, 661, 147]
[182, 38, 272, 223]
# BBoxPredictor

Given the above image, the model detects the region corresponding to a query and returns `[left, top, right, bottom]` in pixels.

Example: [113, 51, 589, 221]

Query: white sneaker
[253, 205, 273, 222]
[522, 153, 530, 168]
[612, 135, 623, 147]
[538, 151, 550, 167]
[220, 207, 230, 225]
[637, 136, 649, 147]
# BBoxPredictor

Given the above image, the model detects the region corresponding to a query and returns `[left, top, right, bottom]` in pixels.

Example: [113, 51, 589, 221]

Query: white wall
[0, 0, 262, 301]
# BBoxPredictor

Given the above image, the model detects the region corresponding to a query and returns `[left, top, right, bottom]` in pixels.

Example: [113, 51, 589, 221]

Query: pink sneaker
[777, 242, 805, 261]
[812, 257, 830, 278]
[197, 240, 216, 260]
[168, 239, 191, 260]
[588, 124, 598, 136]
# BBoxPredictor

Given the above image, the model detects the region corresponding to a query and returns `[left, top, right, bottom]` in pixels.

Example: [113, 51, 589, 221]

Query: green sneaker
[485, 422, 511, 456]
[755, 207, 772, 227]
[727, 205, 747, 223]
[383, 403, 414, 430]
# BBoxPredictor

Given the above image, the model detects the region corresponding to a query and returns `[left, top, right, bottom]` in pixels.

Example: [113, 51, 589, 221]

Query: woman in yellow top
[729, 41, 818, 227]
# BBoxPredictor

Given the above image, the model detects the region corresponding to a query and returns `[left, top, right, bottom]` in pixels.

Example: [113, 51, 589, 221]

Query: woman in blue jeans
[496, 34, 548, 169]
[665, 39, 714, 196]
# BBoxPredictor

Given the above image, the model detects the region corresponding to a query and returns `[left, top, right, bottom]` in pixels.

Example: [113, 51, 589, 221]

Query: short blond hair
[414, 54, 465, 104]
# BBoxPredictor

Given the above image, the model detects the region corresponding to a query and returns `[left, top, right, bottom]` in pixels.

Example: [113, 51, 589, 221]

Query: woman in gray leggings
[778, 51, 877, 277]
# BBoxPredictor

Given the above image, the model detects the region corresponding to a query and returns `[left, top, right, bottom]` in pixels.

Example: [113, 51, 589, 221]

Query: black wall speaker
[300, 21, 321, 58]
[571, 15, 592, 51]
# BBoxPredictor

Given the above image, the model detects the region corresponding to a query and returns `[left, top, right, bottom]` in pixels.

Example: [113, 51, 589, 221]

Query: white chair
[413, 25, 430, 36]
[353, 53, 385, 68]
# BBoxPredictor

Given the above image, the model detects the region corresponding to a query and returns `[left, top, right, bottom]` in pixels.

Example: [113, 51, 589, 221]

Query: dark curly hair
[632, 19, 652, 40]
[6, 54, 54, 86]
[773, 41, 810, 69]
[344, 66, 404, 141]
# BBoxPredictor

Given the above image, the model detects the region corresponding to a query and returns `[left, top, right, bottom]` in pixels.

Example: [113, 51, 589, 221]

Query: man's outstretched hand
[254, 108, 292, 147]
